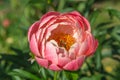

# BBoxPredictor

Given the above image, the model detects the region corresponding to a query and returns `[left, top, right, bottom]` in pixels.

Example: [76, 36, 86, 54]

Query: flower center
[48, 33, 75, 51]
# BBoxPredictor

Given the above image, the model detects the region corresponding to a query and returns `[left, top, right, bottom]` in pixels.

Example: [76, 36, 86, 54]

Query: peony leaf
[111, 25, 120, 42]
[81, 74, 103, 80]
[108, 8, 120, 19]
[8, 69, 40, 80]
[57, 0, 66, 11]
[89, 10, 100, 27]
[94, 46, 102, 70]
[11, 76, 21, 80]
[71, 72, 79, 80]
[77, 2, 86, 12]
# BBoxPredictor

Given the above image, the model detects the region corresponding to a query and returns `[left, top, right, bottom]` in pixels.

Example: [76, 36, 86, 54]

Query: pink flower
[2, 19, 10, 28]
[28, 11, 98, 71]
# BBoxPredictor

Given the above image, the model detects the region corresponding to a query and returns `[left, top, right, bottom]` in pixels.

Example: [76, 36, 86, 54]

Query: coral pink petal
[63, 56, 85, 71]
[70, 11, 82, 16]
[39, 39, 46, 58]
[38, 18, 58, 43]
[69, 43, 79, 59]
[45, 41, 58, 64]
[40, 12, 60, 22]
[77, 56, 85, 67]
[63, 11, 81, 17]
[66, 11, 90, 32]
[82, 17, 91, 32]
[89, 40, 98, 55]
[85, 32, 98, 56]
[36, 29, 42, 42]
[70, 11, 91, 32]
[94, 40, 98, 50]
[45, 23, 59, 39]
[30, 34, 41, 57]
[78, 39, 89, 56]
[28, 21, 40, 42]
[49, 64, 62, 71]
[58, 56, 71, 67]
[35, 57, 48, 68]
[39, 12, 60, 28]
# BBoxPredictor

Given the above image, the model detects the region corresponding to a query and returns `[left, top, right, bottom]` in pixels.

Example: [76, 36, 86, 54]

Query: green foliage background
[0, 0, 120, 80]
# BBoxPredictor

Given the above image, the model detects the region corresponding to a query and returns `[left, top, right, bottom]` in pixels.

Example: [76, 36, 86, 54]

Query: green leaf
[81, 77, 90, 80]
[71, 72, 79, 80]
[108, 8, 120, 19]
[47, 69, 54, 77]
[96, 22, 112, 29]
[94, 46, 102, 70]
[40, 68, 47, 79]
[8, 69, 40, 80]
[81, 74, 103, 80]
[61, 71, 68, 80]
[84, 0, 95, 17]
[64, 71, 72, 80]
[28, 0, 45, 4]
[111, 25, 120, 41]
[12, 76, 21, 80]
[77, 2, 86, 12]
[61, 8, 74, 12]
[57, 0, 66, 11]
[89, 9, 100, 27]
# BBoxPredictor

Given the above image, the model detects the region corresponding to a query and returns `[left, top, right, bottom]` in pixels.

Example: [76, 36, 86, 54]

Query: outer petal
[49, 64, 62, 71]
[81, 17, 91, 32]
[63, 11, 81, 16]
[30, 34, 41, 57]
[94, 40, 98, 51]
[28, 21, 40, 42]
[58, 55, 71, 67]
[37, 17, 58, 43]
[63, 56, 85, 71]
[78, 32, 98, 57]
[78, 38, 89, 56]
[35, 57, 48, 68]
[39, 39, 46, 58]
[36, 29, 42, 42]
[45, 41, 58, 64]
[69, 11, 82, 16]
[85, 32, 98, 56]
[39, 12, 60, 29]
[75, 16, 91, 32]
[64, 11, 91, 32]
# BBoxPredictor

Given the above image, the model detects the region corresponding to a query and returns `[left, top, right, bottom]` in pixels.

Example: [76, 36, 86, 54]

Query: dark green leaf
[94, 46, 102, 70]
[81, 74, 103, 80]
[111, 25, 120, 41]
[89, 9, 100, 27]
[108, 8, 120, 19]
[8, 69, 40, 80]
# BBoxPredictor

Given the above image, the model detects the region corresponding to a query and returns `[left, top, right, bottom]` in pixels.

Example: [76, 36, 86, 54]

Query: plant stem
[54, 71, 58, 80]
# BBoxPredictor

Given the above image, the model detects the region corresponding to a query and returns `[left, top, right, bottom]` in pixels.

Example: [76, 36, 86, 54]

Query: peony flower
[28, 11, 98, 71]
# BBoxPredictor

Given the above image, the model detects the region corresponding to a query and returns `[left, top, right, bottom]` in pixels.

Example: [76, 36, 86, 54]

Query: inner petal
[51, 33, 75, 50]
[48, 24, 80, 51]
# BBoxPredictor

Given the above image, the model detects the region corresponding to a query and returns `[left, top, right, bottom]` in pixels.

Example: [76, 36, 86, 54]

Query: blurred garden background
[0, 0, 120, 80]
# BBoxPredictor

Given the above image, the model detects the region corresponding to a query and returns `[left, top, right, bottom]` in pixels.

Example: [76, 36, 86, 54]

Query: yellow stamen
[48, 33, 75, 50]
